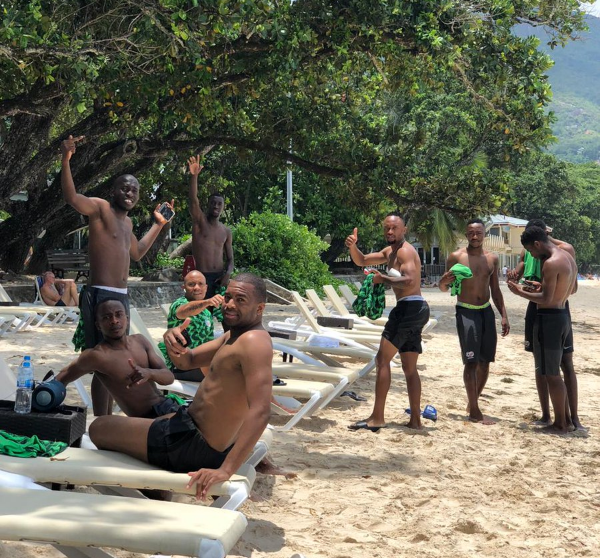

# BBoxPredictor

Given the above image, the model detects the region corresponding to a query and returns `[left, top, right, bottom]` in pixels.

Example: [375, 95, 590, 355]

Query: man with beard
[89, 274, 273, 498]
[56, 299, 178, 418]
[60, 135, 173, 416]
[346, 213, 431, 432]
[439, 219, 509, 424]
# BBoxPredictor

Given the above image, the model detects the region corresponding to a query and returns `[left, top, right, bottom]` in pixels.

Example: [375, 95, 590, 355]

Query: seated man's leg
[89, 415, 153, 462]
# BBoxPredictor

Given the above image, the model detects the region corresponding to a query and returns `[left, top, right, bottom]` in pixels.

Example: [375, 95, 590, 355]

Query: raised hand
[60, 135, 85, 161]
[188, 155, 204, 176]
[126, 358, 151, 388]
[163, 317, 191, 356]
[345, 227, 358, 248]
[153, 199, 175, 225]
[206, 294, 224, 308]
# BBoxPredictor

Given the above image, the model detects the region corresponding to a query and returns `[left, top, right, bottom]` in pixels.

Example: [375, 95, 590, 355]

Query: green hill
[516, 15, 600, 163]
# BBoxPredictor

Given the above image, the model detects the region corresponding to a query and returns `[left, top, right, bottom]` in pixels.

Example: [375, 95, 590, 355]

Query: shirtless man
[507, 226, 578, 433]
[60, 134, 173, 416]
[89, 273, 273, 498]
[40, 271, 79, 307]
[56, 299, 178, 418]
[439, 218, 509, 424]
[508, 219, 582, 429]
[346, 213, 430, 431]
[157, 270, 224, 381]
[188, 156, 233, 298]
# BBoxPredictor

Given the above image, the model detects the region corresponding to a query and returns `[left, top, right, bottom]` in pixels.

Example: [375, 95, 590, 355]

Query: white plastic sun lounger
[0, 447, 255, 511]
[0, 284, 78, 326]
[0, 471, 247, 558]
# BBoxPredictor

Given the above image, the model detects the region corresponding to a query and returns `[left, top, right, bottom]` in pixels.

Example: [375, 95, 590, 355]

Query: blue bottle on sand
[15, 356, 34, 414]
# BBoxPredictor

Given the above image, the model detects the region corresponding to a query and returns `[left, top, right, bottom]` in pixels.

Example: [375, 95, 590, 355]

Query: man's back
[540, 250, 577, 309]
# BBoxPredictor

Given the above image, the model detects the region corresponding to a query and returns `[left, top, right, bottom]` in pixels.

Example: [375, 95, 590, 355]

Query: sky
[582, 2, 600, 17]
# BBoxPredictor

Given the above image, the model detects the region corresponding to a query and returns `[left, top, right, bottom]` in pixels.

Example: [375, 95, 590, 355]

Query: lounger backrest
[129, 307, 167, 364]
[0, 284, 11, 303]
[290, 291, 321, 332]
[0, 357, 16, 401]
[323, 285, 352, 316]
[305, 289, 331, 317]
[338, 284, 357, 306]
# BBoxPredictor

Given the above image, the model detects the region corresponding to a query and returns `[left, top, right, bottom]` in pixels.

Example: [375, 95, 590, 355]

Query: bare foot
[256, 457, 297, 479]
[532, 415, 552, 426]
[540, 423, 570, 435]
[468, 414, 496, 425]
[401, 419, 423, 430]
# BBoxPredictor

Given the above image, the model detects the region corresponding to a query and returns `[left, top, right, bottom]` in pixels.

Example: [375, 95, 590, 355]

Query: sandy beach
[1, 282, 599, 558]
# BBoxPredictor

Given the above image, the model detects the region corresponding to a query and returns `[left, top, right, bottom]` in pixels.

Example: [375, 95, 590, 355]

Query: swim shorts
[525, 301, 573, 354]
[381, 297, 430, 353]
[79, 286, 130, 349]
[55, 299, 66, 307]
[141, 397, 182, 419]
[202, 271, 224, 300]
[147, 406, 231, 473]
[533, 308, 571, 377]
[455, 302, 497, 364]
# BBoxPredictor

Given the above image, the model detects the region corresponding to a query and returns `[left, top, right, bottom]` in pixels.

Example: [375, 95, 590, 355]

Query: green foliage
[156, 251, 184, 270]
[232, 211, 337, 292]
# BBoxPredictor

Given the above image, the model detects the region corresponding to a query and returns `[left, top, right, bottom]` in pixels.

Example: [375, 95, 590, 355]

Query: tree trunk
[169, 237, 192, 259]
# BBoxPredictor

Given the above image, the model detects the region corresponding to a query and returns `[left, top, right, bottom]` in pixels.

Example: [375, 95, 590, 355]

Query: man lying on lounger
[56, 298, 178, 418]
[89, 273, 273, 498]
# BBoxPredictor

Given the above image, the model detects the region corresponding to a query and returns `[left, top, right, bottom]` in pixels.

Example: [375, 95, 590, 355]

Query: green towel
[0, 430, 67, 458]
[352, 274, 386, 320]
[449, 263, 473, 296]
[164, 392, 187, 406]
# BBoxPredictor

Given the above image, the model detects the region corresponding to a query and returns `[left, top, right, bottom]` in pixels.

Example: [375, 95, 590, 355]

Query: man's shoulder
[238, 328, 272, 348]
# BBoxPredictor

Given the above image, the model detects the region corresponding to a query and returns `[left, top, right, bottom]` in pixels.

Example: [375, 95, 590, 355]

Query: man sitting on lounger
[56, 299, 178, 418]
[89, 273, 273, 498]
[40, 271, 79, 307]
[157, 270, 224, 382]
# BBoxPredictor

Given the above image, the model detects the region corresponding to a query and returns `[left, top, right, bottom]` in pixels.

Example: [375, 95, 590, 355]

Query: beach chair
[33, 276, 80, 323]
[0, 308, 39, 333]
[0, 471, 247, 558]
[0, 447, 255, 511]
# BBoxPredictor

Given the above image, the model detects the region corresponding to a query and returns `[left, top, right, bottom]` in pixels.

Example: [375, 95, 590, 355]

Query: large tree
[0, 0, 587, 272]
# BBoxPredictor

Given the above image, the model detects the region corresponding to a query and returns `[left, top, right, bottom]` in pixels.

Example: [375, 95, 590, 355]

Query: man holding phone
[187, 156, 233, 299]
[61, 135, 174, 416]
[346, 213, 430, 432]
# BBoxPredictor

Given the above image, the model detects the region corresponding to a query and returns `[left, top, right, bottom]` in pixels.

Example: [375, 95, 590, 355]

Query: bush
[233, 211, 338, 294]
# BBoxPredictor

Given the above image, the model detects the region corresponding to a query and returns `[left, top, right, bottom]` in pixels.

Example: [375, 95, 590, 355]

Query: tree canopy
[0, 0, 589, 272]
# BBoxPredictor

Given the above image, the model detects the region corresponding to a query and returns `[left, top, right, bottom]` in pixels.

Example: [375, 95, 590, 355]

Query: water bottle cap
[24, 356, 31, 360]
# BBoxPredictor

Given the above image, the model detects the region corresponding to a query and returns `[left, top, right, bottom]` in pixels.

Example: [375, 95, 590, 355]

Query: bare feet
[540, 423, 571, 435]
[402, 418, 423, 430]
[256, 457, 297, 479]
[468, 411, 496, 425]
[532, 415, 552, 426]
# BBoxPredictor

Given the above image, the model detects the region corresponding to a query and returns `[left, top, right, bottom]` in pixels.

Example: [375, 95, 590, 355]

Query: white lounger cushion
[0, 485, 247, 557]
[0, 447, 255, 497]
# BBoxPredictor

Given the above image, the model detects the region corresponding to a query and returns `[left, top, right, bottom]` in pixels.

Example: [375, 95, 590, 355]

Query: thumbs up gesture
[345, 227, 358, 248]
[163, 317, 191, 356]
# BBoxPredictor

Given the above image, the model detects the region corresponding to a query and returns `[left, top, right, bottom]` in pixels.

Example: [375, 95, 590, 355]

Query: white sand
[1, 283, 599, 558]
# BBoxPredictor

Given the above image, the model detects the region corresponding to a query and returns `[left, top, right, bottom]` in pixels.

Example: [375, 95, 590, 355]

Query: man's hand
[126, 359, 153, 388]
[164, 318, 191, 356]
[371, 270, 386, 284]
[186, 467, 230, 500]
[153, 199, 175, 225]
[501, 316, 510, 337]
[345, 227, 358, 248]
[506, 280, 523, 296]
[506, 269, 519, 282]
[60, 135, 85, 161]
[439, 270, 455, 288]
[188, 155, 204, 176]
[206, 294, 224, 308]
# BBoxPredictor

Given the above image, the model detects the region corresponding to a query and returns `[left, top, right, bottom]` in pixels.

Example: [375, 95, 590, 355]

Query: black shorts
[55, 299, 66, 307]
[525, 301, 573, 354]
[455, 304, 497, 364]
[381, 298, 430, 354]
[533, 308, 570, 377]
[202, 271, 223, 300]
[80, 286, 130, 349]
[147, 406, 231, 473]
[141, 397, 182, 419]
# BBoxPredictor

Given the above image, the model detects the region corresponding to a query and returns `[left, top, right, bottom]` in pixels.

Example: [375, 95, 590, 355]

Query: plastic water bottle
[14, 356, 34, 414]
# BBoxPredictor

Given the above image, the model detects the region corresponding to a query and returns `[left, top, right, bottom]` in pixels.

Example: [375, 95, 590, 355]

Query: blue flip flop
[405, 405, 438, 421]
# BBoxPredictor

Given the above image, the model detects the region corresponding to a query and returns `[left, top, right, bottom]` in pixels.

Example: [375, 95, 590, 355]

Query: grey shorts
[525, 301, 573, 354]
[455, 303, 497, 364]
[533, 308, 571, 377]
[147, 407, 230, 473]
[381, 298, 430, 354]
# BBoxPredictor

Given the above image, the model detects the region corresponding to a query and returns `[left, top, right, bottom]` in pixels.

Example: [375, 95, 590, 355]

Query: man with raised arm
[56, 299, 178, 418]
[508, 219, 582, 430]
[346, 213, 430, 432]
[507, 227, 578, 433]
[89, 273, 273, 498]
[60, 134, 173, 416]
[439, 218, 509, 425]
[187, 155, 233, 298]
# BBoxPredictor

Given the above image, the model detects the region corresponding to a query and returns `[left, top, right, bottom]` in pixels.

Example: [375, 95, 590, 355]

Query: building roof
[486, 214, 529, 227]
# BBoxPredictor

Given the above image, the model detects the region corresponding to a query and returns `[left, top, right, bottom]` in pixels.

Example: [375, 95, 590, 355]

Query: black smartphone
[158, 202, 175, 222]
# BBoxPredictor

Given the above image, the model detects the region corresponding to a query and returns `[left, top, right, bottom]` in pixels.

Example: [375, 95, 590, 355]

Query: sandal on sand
[341, 390, 367, 401]
[348, 420, 386, 432]
[405, 405, 438, 422]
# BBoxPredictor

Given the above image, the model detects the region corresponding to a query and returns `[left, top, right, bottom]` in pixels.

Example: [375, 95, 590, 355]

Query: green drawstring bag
[449, 263, 473, 296]
[352, 273, 386, 320]
[0, 430, 67, 458]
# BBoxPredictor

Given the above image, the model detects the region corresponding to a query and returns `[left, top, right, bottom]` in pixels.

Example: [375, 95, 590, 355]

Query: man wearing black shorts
[440, 219, 510, 424]
[89, 274, 273, 499]
[508, 227, 578, 433]
[345, 213, 430, 431]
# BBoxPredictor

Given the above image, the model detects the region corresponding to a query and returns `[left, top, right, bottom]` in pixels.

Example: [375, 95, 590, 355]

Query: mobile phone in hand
[158, 202, 175, 222]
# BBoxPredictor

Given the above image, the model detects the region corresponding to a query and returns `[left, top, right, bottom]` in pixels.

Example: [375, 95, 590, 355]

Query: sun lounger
[0, 447, 255, 511]
[0, 470, 247, 558]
